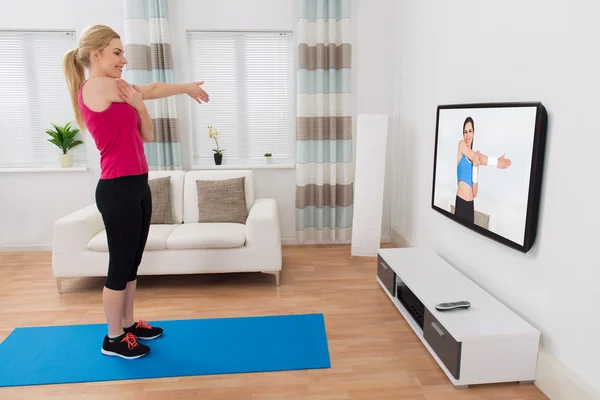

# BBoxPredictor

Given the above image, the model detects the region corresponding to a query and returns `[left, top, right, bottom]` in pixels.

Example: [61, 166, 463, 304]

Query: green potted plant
[208, 126, 224, 165]
[45, 122, 84, 168]
[264, 152, 273, 164]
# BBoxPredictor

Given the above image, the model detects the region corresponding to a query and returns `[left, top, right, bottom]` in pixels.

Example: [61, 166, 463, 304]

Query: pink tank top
[78, 80, 149, 179]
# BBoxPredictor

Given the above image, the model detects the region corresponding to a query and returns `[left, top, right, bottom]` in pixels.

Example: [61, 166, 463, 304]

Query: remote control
[435, 301, 471, 311]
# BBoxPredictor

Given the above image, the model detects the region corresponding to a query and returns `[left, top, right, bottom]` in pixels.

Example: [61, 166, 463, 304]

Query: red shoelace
[121, 332, 139, 350]
[135, 320, 152, 329]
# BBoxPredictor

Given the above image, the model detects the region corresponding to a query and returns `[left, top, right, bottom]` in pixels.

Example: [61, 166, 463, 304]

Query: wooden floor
[0, 245, 549, 400]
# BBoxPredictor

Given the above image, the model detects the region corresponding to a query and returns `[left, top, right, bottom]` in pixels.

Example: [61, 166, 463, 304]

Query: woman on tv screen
[455, 117, 512, 223]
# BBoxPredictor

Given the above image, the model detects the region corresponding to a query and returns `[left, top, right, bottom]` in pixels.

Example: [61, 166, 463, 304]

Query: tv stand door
[423, 310, 462, 380]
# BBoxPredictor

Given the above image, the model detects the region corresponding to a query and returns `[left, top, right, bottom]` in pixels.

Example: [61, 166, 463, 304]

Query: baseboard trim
[389, 228, 599, 399]
[0, 244, 52, 252]
[536, 346, 600, 400]
[391, 226, 413, 248]
[282, 236, 392, 246]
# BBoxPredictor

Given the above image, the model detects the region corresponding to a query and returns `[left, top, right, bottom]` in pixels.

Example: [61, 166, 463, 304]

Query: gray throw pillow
[148, 176, 173, 224]
[196, 177, 248, 224]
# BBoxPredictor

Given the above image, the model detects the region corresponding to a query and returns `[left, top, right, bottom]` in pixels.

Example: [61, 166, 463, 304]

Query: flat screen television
[431, 102, 547, 253]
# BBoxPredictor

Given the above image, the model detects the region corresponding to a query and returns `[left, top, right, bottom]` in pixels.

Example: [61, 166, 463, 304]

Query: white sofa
[51, 170, 282, 293]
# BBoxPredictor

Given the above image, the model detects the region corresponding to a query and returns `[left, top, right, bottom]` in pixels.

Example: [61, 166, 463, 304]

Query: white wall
[391, 0, 600, 395]
[1, 0, 397, 248]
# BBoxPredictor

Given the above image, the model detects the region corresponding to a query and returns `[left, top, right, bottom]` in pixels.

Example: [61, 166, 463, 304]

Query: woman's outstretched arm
[478, 153, 511, 169]
[459, 140, 511, 169]
[118, 80, 210, 104]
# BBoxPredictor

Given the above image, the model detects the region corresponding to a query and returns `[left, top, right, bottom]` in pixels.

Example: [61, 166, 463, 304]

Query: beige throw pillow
[196, 177, 248, 224]
[148, 176, 173, 224]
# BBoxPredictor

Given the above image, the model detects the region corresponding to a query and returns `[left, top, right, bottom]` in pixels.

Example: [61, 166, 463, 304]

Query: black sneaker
[101, 332, 150, 359]
[124, 320, 163, 340]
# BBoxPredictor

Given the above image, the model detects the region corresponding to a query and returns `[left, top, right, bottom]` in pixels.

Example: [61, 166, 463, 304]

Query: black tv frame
[430, 101, 548, 254]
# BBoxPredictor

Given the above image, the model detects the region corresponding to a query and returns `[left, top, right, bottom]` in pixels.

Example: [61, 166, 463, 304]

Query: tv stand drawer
[423, 309, 462, 380]
[377, 255, 395, 296]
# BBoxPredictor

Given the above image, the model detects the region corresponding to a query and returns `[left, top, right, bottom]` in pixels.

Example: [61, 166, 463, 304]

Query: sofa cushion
[148, 176, 173, 224]
[196, 177, 248, 224]
[87, 224, 178, 252]
[183, 170, 254, 223]
[166, 223, 246, 249]
[148, 171, 186, 223]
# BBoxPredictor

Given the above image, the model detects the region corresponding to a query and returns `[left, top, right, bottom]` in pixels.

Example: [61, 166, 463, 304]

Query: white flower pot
[58, 153, 72, 168]
[265, 157, 273, 164]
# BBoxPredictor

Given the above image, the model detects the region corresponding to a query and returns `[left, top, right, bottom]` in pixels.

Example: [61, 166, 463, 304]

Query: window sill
[191, 164, 295, 170]
[0, 167, 88, 173]
[191, 160, 295, 170]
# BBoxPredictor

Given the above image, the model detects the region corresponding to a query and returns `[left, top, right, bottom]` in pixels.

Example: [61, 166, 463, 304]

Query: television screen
[431, 102, 547, 253]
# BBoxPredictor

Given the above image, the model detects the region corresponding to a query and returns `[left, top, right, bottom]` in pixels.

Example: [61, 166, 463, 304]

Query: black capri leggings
[95, 173, 152, 291]
[454, 195, 474, 224]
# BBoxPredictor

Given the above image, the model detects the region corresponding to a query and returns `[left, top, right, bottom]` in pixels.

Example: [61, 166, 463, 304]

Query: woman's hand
[497, 154, 512, 169]
[117, 79, 145, 111]
[186, 81, 210, 104]
[473, 151, 481, 167]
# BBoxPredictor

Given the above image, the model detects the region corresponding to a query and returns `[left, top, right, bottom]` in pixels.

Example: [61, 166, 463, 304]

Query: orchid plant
[208, 126, 224, 154]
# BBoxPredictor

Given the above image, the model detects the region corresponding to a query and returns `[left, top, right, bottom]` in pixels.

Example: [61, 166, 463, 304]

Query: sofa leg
[56, 278, 65, 294]
[263, 271, 280, 286]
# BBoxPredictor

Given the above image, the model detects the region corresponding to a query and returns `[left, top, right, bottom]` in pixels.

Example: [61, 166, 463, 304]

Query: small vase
[265, 157, 273, 164]
[214, 153, 222, 165]
[58, 153, 72, 168]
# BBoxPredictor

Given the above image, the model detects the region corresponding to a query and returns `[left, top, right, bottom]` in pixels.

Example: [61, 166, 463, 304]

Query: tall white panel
[351, 114, 389, 256]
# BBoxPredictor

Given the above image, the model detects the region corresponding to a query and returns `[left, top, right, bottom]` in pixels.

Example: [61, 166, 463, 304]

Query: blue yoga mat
[0, 313, 330, 387]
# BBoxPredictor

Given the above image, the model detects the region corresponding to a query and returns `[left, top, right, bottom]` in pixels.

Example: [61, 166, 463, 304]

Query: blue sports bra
[457, 155, 472, 187]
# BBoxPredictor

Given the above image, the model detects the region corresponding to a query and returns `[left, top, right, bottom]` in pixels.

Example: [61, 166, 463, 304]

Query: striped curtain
[296, 0, 353, 243]
[123, 0, 181, 170]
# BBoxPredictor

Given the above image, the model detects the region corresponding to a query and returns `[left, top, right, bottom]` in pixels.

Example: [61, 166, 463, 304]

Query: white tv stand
[377, 247, 540, 389]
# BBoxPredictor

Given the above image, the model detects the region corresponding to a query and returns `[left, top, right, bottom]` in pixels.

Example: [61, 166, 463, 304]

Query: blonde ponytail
[62, 24, 121, 131]
[63, 48, 86, 130]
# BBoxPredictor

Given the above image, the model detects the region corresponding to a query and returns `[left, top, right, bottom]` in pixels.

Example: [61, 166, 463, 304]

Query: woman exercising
[455, 117, 511, 224]
[63, 25, 209, 359]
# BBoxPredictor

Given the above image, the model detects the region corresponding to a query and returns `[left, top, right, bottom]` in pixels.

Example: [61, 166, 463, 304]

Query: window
[187, 31, 295, 165]
[0, 30, 86, 168]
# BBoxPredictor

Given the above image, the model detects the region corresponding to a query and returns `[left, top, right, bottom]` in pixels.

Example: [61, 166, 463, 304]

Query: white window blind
[0, 30, 86, 168]
[188, 31, 295, 165]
